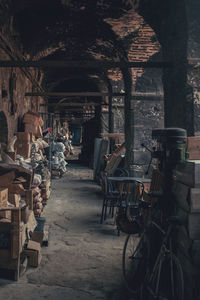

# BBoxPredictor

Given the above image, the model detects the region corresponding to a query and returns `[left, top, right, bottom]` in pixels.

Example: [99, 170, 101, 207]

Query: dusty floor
[0, 162, 133, 300]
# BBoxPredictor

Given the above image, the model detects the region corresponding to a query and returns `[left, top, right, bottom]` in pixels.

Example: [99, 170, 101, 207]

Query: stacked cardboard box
[15, 132, 31, 159]
[23, 111, 43, 138]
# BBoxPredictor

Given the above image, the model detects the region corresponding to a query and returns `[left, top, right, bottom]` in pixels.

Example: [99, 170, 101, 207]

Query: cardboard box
[0, 188, 8, 207]
[23, 112, 43, 127]
[24, 240, 42, 267]
[16, 132, 30, 142]
[15, 141, 31, 159]
[25, 123, 38, 136]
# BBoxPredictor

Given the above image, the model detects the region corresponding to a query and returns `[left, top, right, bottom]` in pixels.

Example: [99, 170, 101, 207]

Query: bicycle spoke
[147, 254, 184, 300]
[122, 233, 149, 294]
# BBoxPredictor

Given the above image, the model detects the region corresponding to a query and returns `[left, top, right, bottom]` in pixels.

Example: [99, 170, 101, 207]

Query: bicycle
[122, 199, 184, 300]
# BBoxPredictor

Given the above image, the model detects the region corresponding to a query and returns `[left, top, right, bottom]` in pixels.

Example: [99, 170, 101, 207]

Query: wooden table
[107, 176, 151, 184]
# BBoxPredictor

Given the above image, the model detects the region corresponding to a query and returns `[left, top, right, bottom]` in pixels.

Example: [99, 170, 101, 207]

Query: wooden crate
[173, 160, 200, 187]
[0, 208, 36, 280]
[187, 136, 200, 160]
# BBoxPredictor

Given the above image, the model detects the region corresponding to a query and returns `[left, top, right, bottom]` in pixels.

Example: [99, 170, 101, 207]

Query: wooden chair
[100, 168, 129, 224]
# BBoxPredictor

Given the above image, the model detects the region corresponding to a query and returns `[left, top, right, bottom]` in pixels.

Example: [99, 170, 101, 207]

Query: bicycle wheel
[122, 233, 149, 294]
[147, 253, 184, 300]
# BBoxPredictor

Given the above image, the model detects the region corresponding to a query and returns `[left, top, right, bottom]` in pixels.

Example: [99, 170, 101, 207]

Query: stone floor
[0, 163, 134, 300]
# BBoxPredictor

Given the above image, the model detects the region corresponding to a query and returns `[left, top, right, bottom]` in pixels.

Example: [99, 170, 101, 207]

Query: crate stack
[172, 136, 200, 299]
[0, 111, 51, 280]
[0, 168, 40, 280]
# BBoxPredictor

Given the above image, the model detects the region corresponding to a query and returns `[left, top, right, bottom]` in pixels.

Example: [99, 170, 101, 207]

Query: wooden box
[15, 141, 31, 159]
[173, 160, 200, 187]
[187, 136, 200, 160]
[23, 240, 42, 267]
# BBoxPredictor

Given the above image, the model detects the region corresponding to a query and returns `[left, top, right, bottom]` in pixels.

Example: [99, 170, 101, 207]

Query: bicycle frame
[145, 221, 175, 299]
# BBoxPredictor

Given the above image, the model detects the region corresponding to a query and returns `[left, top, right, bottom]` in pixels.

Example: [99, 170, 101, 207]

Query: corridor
[0, 164, 131, 300]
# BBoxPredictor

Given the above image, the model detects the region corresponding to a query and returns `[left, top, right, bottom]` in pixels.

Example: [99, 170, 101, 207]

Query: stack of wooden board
[173, 160, 200, 297]
[0, 203, 39, 280]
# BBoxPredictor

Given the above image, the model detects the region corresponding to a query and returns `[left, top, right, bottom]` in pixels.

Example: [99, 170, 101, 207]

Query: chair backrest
[108, 168, 129, 195]
[108, 167, 129, 177]
[101, 168, 129, 197]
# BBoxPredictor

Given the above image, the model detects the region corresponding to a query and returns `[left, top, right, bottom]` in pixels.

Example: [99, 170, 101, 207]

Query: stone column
[162, 0, 200, 137]
[186, 0, 200, 136]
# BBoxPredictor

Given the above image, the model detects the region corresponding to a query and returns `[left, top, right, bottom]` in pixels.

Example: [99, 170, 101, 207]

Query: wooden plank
[0, 60, 172, 69]
[188, 213, 200, 239]
[173, 160, 200, 187]
[27, 92, 164, 100]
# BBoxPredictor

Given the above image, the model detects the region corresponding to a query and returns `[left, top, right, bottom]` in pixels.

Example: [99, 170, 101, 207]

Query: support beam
[0, 60, 172, 69]
[26, 91, 164, 100]
[53, 108, 91, 112]
[40, 102, 102, 107]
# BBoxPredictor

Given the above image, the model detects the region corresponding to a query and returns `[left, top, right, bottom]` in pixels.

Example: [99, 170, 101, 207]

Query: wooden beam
[28, 92, 112, 97]
[101, 133, 125, 137]
[54, 108, 88, 112]
[40, 102, 102, 107]
[0, 60, 172, 69]
[26, 91, 164, 100]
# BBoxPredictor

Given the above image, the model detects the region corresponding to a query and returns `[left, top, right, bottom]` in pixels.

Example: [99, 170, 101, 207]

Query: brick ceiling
[0, 0, 161, 114]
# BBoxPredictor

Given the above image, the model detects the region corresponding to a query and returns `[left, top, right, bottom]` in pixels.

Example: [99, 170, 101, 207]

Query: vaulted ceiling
[0, 0, 161, 120]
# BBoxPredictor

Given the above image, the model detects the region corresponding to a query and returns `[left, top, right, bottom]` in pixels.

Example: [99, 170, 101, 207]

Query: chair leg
[104, 200, 108, 220]
[100, 197, 106, 224]
[111, 205, 115, 218]
[108, 206, 112, 215]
